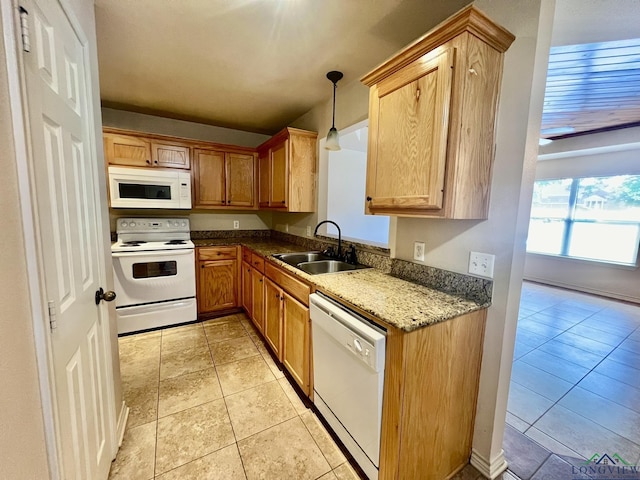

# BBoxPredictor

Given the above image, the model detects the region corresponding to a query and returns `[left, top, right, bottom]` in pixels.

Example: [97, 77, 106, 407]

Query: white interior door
[20, 0, 116, 478]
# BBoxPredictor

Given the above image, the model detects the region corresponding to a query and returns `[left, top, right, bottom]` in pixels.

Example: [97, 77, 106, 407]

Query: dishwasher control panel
[345, 333, 377, 369]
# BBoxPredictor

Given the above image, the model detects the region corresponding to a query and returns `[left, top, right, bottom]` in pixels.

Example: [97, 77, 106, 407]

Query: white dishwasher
[310, 292, 386, 480]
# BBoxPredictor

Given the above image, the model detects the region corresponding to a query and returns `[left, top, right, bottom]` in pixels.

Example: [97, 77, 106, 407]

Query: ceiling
[95, 1, 640, 138]
[541, 0, 640, 139]
[94, 0, 469, 134]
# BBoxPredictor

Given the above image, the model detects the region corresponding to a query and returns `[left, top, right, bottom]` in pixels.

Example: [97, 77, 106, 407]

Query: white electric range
[111, 217, 196, 334]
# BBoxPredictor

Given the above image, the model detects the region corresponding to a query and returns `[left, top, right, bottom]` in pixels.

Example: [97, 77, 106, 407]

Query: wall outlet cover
[468, 251, 495, 278]
[306, 226, 312, 237]
[414, 241, 425, 262]
[233, 220, 239, 229]
[285, 224, 289, 232]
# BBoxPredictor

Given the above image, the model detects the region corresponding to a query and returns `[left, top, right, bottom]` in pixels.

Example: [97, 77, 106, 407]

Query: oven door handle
[112, 249, 194, 258]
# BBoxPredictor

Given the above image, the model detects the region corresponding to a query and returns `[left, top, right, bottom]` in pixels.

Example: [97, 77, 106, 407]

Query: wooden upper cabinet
[104, 133, 152, 167]
[270, 140, 288, 207]
[193, 148, 226, 207]
[152, 141, 190, 169]
[257, 128, 317, 212]
[361, 5, 514, 219]
[226, 152, 255, 207]
[104, 130, 191, 170]
[192, 148, 257, 210]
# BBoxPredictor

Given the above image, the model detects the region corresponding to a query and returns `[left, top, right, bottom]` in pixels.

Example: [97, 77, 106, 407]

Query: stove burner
[165, 240, 187, 245]
[122, 241, 147, 247]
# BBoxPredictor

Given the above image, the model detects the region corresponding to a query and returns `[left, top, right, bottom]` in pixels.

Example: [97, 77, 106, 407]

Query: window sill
[526, 251, 639, 270]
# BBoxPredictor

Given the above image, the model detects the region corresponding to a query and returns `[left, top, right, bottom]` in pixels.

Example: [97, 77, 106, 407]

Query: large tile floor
[505, 282, 640, 479]
[110, 312, 492, 480]
[109, 313, 361, 480]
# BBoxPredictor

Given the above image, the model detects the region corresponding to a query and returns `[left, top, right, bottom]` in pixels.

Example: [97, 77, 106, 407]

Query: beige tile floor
[110, 311, 495, 479]
[109, 312, 362, 480]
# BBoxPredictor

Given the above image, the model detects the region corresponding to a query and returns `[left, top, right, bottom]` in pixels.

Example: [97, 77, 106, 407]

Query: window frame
[527, 175, 640, 267]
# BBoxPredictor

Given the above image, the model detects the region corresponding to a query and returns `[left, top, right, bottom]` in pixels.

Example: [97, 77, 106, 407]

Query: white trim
[115, 403, 129, 448]
[470, 448, 508, 479]
[1, 0, 60, 478]
[538, 142, 640, 161]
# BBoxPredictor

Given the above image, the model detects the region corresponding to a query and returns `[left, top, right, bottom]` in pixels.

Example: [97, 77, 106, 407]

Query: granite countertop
[195, 238, 488, 332]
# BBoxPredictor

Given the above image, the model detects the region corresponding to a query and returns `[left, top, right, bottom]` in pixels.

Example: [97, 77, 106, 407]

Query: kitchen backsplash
[390, 258, 493, 305]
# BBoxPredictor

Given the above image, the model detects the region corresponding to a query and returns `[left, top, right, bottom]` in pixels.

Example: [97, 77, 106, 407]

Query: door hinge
[19, 6, 31, 53]
[48, 300, 57, 330]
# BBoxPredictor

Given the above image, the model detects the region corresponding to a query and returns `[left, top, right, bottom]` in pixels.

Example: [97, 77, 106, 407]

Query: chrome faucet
[314, 220, 342, 260]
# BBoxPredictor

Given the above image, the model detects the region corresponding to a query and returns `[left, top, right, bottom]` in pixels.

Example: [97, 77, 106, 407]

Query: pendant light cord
[332, 82, 337, 128]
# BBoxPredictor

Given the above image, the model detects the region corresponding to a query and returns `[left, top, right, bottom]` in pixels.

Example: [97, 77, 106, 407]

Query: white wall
[102, 107, 270, 147]
[524, 127, 640, 303]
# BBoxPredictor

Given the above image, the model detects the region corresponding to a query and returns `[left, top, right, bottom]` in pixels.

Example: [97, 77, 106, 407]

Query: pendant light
[325, 70, 343, 151]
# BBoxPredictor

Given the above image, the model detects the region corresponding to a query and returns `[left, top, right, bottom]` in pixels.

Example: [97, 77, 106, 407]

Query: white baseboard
[470, 448, 508, 479]
[116, 402, 129, 448]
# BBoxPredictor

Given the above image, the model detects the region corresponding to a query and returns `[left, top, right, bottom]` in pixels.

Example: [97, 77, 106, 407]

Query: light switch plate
[468, 251, 495, 278]
[414, 241, 425, 261]
[233, 220, 239, 229]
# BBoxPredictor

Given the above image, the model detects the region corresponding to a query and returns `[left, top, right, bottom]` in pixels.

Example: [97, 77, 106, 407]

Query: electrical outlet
[233, 220, 239, 229]
[468, 252, 495, 278]
[413, 241, 425, 261]
[285, 223, 289, 233]
[307, 226, 312, 237]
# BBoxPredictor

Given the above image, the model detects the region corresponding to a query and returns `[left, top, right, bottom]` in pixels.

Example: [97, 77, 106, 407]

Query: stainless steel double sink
[271, 251, 368, 275]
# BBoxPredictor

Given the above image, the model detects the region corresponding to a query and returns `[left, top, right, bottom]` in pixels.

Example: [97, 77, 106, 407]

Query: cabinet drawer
[265, 262, 310, 306]
[251, 253, 265, 273]
[198, 246, 238, 261]
[242, 247, 252, 263]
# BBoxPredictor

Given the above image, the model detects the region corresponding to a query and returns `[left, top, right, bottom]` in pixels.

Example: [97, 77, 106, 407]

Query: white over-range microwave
[108, 166, 192, 209]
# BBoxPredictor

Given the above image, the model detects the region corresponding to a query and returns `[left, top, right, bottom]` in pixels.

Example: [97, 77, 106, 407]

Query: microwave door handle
[112, 250, 194, 258]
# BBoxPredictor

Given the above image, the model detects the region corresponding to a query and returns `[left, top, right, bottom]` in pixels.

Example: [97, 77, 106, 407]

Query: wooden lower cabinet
[241, 261, 252, 317]
[251, 269, 265, 333]
[378, 309, 487, 480]
[282, 293, 310, 393]
[264, 277, 283, 360]
[197, 246, 240, 315]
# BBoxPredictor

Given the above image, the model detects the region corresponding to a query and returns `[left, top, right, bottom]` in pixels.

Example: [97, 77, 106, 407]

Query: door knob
[95, 288, 116, 305]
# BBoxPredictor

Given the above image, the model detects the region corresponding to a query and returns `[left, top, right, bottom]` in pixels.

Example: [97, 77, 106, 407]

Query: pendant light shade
[325, 71, 343, 151]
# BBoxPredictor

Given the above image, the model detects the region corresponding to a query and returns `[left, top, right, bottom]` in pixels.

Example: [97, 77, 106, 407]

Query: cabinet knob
[227, 200, 231, 204]
[275, 293, 279, 299]
[146, 160, 151, 164]
[366, 196, 372, 201]
[154, 160, 158, 164]
[280, 295, 284, 301]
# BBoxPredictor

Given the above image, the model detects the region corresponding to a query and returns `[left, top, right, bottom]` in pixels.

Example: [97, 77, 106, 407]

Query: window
[323, 122, 390, 247]
[527, 175, 640, 265]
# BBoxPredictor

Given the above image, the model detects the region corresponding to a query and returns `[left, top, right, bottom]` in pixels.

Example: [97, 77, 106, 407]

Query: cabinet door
[264, 278, 283, 361]
[258, 150, 271, 207]
[251, 270, 265, 334]
[152, 142, 190, 169]
[104, 133, 151, 167]
[226, 153, 255, 207]
[193, 148, 226, 207]
[270, 140, 288, 208]
[367, 48, 453, 212]
[241, 261, 253, 317]
[198, 259, 238, 313]
[282, 293, 310, 394]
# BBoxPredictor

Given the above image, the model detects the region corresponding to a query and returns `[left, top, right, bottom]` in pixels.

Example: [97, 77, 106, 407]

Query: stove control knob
[120, 221, 128, 227]
[130, 222, 136, 227]
[182, 221, 187, 227]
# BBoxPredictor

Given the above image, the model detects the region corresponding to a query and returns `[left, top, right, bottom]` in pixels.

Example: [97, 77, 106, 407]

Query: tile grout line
[515, 288, 640, 460]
